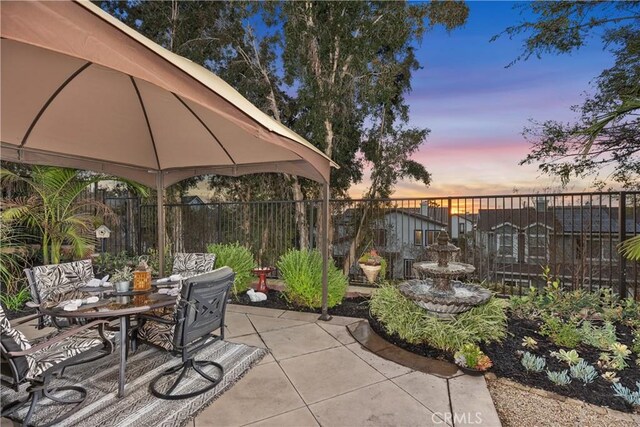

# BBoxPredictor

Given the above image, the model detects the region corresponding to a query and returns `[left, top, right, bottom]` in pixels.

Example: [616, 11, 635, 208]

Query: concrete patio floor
[9, 305, 502, 427]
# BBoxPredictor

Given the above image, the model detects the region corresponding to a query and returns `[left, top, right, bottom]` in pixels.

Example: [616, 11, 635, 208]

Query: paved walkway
[11, 305, 502, 427]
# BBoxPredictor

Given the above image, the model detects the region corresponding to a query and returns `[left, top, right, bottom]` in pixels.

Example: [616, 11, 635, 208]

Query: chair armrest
[10, 312, 43, 326]
[7, 320, 111, 357]
[137, 313, 175, 325]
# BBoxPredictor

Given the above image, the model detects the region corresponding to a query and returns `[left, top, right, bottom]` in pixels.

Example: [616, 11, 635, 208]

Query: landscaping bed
[484, 316, 640, 413]
[232, 289, 370, 319]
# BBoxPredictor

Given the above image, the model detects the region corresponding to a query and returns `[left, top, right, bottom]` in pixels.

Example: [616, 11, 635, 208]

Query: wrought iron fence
[99, 191, 640, 299]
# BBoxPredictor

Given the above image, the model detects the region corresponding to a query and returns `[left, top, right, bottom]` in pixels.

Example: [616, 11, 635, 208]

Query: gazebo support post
[157, 172, 165, 277]
[319, 181, 332, 321]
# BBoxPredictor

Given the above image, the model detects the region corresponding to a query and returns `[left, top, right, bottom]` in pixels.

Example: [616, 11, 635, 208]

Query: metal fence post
[447, 197, 453, 236]
[618, 191, 627, 298]
[217, 203, 222, 243]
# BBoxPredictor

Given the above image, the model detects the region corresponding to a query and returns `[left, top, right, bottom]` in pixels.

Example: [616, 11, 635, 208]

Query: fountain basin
[398, 279, 492, 318]
[413, 261, 475, 278]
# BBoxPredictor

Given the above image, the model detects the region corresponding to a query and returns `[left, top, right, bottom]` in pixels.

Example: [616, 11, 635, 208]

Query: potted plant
[112, 266, 133, 293]
[358, 249, 385, 284]
[454, 343, 493, 375]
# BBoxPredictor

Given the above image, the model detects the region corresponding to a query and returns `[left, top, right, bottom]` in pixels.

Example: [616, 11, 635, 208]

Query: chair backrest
[172, 253, 217, 278]
[173, 267, 234, 357]
[30, 259, 94, 305]
[29, 259, 94, 328]
[0, 306, 32, 387]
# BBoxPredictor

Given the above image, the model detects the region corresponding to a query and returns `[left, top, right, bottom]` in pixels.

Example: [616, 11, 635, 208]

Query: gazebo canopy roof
[1, 0, 336, 187]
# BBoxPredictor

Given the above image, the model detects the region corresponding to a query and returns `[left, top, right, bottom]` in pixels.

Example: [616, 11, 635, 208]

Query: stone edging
[485, 374, 640, 423]
[346, 319, 462, 379]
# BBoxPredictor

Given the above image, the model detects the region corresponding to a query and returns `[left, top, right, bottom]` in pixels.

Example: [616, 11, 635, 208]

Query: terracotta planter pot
[359, 263, 381, 284]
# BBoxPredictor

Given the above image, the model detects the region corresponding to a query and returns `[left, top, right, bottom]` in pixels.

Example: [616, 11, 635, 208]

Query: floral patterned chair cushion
[31, 259, 94, 304]
[172, 253, 216, 278]
[136, 311, 175, 351]
[0, 306, 113, 380]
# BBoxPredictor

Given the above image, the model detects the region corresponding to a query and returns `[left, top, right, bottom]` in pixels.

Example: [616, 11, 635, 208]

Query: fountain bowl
[398, 279, 492, 318]
[413, 261, 475, 278]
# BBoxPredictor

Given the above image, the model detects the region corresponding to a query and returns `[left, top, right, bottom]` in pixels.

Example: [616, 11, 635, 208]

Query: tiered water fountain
[398, 230, 491, 318]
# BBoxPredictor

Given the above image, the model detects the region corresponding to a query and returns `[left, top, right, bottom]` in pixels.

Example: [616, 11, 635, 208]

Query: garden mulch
[483, 316, 639, 413]
[231, 289, 370, 318]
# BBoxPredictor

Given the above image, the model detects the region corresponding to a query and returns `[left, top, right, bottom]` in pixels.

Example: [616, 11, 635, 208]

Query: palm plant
[619, 235, 640, 262]
[1, 166, 147, 264]
[0, 219, 29, 294]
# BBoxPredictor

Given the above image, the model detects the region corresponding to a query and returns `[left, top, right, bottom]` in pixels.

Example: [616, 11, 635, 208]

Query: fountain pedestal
[398, 231, 491, 318]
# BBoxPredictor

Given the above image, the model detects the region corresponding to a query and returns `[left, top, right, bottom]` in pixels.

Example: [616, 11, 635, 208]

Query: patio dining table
[40, 287, 177, 398]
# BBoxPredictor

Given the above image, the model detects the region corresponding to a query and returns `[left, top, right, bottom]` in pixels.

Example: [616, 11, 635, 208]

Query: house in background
[181, 195, 206, 207]
[451, 213, 477, 242]
[333, 207, 446, 280]
[474, 202, 640, 292]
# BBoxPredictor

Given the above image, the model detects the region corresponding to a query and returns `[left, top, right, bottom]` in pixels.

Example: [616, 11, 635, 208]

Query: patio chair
[136, 267, 234, 400]
[0, 306, 114, 426]
[171, 252, 216, 278]
[24, 259, 95, 329]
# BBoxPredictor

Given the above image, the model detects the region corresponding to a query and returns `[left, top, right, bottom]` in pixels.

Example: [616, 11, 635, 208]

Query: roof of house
[334, 207, 447, 227]
[477, 206, 640, 234]
[477, 208, 557, 231]
[181, 195, 205, 205]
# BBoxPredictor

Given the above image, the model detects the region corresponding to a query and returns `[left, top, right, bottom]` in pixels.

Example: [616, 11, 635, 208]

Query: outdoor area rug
[1, 340, 267, 427]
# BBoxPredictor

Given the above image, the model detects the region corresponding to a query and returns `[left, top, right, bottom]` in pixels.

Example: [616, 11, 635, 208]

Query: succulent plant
[601, 371, 620, 383]
[569, 360, 598, 384]
[112, 266, 133, 283]
[551, 349, 583, 366]
[521, 352, 546, 373]
[521, 336, 538, 350]
[612, 381, 640, 407]
[454, 344, 492, 371]
[547, 369, 572, 386]
[610, 343, 631, 359]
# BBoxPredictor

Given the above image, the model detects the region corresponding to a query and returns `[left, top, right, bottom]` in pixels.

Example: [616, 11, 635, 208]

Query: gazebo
[1, 0, 337, 319]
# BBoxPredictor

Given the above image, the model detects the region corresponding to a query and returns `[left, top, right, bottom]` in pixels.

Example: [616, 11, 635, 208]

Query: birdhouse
[95, 225, 111, 239]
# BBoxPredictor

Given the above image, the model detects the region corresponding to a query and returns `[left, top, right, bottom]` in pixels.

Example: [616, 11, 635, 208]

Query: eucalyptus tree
[495, 1, 640, 189]
[101, 1, 469, 254]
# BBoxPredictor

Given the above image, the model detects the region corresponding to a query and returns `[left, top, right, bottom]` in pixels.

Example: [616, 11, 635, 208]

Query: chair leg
[149, 359, 224, 400]
[2, 381, 87, 427]
[22, 388, 41, 427]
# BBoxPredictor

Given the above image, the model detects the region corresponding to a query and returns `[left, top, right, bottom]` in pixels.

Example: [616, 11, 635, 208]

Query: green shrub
[632, 329, 640, 356]
[509, 267, 640, 323]
[277, 249, 348, 308]
[369, 284, 507, 352]
[580, 321, 618, 350]
[207, 243, 255, 295]
[540, 316, 581, 348]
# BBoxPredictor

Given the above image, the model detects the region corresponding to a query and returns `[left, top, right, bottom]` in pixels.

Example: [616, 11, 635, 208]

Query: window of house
[426, 230, 437, 245]
[459, 222, 466, 235]
[497, 234, 514, 256]
[414, 229, 423, 246]
[527, 231, 547, 258]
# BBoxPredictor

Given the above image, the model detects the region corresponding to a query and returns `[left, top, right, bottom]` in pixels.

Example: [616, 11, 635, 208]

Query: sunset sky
[348, 2, 616, 199]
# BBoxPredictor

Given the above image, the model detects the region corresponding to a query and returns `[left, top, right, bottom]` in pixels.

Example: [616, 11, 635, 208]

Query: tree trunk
[342, 202, 370, 275]
[290, 177, 309, 249]
[257, 208, 273, 265]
